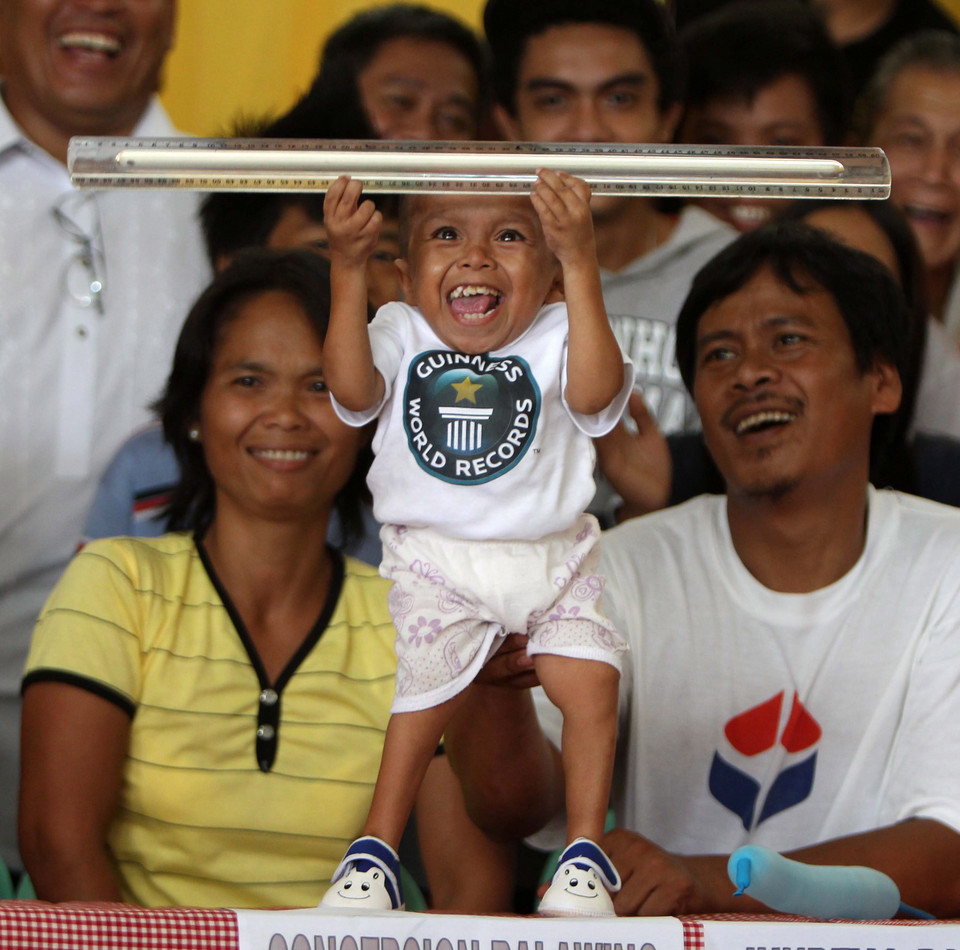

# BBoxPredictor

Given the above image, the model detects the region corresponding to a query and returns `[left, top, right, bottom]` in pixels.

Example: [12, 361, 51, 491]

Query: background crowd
[3, 0, 960, 917]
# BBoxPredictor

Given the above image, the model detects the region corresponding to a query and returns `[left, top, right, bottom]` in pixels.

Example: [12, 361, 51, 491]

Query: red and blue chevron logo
[708, 691, 821, 830]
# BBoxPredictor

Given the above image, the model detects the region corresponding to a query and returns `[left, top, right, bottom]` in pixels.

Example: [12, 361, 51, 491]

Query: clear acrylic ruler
[68, 137, 890, 199]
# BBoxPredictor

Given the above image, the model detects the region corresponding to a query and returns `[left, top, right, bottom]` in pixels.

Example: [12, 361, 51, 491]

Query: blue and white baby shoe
[539, 837, 621, 917]
[319, 835, 404, 911]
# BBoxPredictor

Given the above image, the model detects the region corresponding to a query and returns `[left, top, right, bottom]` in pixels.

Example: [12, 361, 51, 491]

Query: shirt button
[257, 725, 276, 741]
[260, 688, 279, 706]
[76, 326, 88, 338]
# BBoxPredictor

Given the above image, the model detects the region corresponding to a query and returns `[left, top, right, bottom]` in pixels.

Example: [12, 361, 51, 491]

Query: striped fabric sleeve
[24, 539, 145, 707]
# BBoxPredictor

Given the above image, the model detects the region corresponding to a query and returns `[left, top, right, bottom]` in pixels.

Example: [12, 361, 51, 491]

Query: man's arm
[322, 176, 386, 412]
[603, 819, 960, 917]
[415, 754, 517, 912]
[530, 169, 625, 416]
[443, 636, 565, 842]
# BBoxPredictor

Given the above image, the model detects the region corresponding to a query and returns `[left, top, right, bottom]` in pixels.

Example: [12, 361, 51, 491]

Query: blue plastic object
[727, 845, 903, 919]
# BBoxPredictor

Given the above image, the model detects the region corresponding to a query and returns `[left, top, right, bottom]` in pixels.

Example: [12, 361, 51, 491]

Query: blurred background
[162, 0, 480, 135]
[159, 0, 960, 136]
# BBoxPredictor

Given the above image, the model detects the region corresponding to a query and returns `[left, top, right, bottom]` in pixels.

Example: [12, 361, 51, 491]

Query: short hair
[199, 193, 327, 266]
[675, 220, 910, 477]
[680, 0, 851, 146]
[314, 3, 489, 118]
[855, 30, 960, 140]
[155, 249, 369, 540]
[483, 0, 681, 115]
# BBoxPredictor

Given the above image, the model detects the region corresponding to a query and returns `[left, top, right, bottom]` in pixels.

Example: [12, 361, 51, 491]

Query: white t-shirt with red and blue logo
[536, 487, 960, 851]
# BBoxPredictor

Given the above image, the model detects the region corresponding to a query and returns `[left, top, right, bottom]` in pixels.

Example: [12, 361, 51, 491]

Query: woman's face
[198, 289, 365, 525]
[357, 35, 479, 141]
[870, 65, 960, 272]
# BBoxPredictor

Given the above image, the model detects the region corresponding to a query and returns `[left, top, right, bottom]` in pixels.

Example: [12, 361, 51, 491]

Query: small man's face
[358, 35, 479, 141]
[681, 73, 825, 232]
[397, 195, 560, 354]
[0, 0, 176, 136]
[870, 65, 960, 272]
[692, 265, 900, 500]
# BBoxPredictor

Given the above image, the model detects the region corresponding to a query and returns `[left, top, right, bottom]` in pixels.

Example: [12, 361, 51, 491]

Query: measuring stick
[68, 138, 890, 200]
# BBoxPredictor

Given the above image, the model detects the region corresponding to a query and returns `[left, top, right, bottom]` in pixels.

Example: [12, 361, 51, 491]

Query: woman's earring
[188, 427, 200, 442]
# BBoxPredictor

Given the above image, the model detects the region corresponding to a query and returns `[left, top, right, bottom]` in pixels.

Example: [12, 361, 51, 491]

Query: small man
[318, 170, 633, 916]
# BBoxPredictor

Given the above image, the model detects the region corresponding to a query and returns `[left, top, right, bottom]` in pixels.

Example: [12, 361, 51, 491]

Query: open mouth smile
[902, 203, 953, 226]
[727, 204, 772, 231]
[58, 32, 123, 56]
[448, 284, 502, 320]
[734, 410, 799, 436]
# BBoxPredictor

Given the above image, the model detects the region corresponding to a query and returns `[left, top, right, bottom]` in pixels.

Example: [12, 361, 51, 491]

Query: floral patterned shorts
[380, 514, 628, 712]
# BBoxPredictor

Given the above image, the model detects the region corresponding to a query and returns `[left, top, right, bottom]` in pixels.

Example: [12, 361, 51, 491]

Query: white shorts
[380, 514, 627, 712]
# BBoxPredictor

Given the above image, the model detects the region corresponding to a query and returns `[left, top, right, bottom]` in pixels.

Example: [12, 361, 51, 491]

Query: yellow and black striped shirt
[24, 533, 396, 908]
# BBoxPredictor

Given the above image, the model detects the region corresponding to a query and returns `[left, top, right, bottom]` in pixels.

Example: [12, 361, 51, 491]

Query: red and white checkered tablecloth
[1, 900, 956, 950]
[0, 900, 238, 950]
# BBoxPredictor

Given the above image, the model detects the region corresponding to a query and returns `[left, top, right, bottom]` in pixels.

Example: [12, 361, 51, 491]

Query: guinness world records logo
[403, 350, 540, 485]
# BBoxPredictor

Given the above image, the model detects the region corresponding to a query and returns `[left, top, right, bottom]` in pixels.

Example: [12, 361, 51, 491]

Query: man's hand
[474, 634, 540, 690]
[323, 175, 382, 266]
[603, 828, 711, 916]
[530, 168, 597, 269]
[595, 391, 672, 520]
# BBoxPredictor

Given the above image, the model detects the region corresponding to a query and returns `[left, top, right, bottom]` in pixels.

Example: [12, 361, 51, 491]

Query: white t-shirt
[600, 205, 735, 435]
[536, 488, 960, 852]
[915, 316, 960, 439]
[335, 301, 632, 541]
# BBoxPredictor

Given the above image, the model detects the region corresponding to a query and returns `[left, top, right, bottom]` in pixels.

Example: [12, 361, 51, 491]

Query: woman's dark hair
[675, 220, 911, 482]
[154, 248, 370, 540]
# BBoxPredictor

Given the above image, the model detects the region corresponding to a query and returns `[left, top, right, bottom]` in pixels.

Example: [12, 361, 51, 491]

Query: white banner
[233, 908, 684, 950]
[699, 919, 960, 950]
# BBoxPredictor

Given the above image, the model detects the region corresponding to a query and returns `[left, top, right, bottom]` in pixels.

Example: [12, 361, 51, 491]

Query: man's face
[357, 36, 479, 141]
[0, 0, 175, 136]
[869, 66, 960, 273]
[680, 73, 826, 232]
[396, 194, 559, 354]
[692, 266, 900, 500]
[495, 22, 679, 217]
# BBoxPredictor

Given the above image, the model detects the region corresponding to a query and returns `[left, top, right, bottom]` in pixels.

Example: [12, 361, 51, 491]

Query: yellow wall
[160, 0, 484, 136]
[160, 0, 960, 137]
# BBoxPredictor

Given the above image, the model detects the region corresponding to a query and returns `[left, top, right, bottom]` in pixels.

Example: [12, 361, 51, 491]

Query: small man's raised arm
[322, 176, 386, 412]
[530, 169, 625, 416]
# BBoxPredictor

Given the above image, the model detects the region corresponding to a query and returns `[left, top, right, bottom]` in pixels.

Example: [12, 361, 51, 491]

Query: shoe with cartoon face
[319, 836, 404, 911]
[538, 837, 620, 917]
